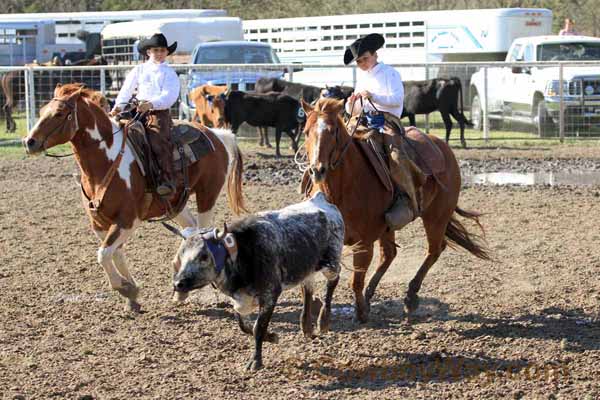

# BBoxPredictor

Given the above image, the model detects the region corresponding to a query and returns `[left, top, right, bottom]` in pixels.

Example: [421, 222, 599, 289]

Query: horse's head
[302, 98, 346, 183]
[23, 83, 85, 155]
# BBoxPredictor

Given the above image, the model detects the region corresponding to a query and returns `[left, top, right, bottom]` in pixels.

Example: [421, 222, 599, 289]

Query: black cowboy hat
[343, 33, 385, 65]
[137, 33, 177, 55]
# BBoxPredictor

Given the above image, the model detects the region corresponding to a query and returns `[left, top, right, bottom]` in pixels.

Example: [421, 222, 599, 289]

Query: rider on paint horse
[344, 33, 426, 231]
[110, 33, 180, 198]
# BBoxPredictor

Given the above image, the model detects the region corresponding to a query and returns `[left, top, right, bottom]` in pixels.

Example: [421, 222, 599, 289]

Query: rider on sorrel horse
[301, 98, 489, 323]
[23, 83, 245, 312]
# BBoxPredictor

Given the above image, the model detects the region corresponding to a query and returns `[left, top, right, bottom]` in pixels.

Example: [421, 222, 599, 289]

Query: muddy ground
[1, 144, 599, 399]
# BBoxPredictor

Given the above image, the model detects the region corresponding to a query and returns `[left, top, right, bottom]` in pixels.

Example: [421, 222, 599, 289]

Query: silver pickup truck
[469, 35, 600, 136]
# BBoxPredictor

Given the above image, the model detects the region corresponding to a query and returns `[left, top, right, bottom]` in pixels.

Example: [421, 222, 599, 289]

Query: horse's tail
[213, 128, 246, 215]
[445, 206, 491, 260]
[227, 140, 246, 215]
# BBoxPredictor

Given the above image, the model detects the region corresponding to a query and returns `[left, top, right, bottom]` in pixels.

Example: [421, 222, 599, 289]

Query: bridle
[296, 97, 363, 173]
[327, 97, 363, 170]
[39, 95, 80, 158]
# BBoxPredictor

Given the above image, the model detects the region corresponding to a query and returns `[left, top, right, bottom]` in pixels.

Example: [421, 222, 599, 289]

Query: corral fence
[2, 61, 600, 142]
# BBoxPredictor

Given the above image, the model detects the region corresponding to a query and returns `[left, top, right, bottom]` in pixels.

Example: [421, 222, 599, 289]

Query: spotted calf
[168, 191, 344, 371]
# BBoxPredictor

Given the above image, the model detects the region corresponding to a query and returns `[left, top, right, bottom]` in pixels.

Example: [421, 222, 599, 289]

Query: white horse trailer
[0, 9, 227, 45]
[101, 17, 244, 64]
[0, 20, 85, 65]
[243, 8, 552, 86]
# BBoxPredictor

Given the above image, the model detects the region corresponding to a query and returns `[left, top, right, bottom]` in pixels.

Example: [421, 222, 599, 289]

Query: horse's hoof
[318, 321, 330, 334]
[318, 311, 331, 333]
[353, 311, 369, 324]
[172, 291, 189, 303]
[301, 328, 316, 340]
[126, 300, 142, 313]
[265, 332, 279, 343]
[246, 359, 263, 371]
[116, 285, 139, 305]
[404, 294, 420, 315]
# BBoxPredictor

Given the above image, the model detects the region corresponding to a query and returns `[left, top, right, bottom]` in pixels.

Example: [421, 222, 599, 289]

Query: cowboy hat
[343, 33, 385, 65]
[137, 33, 177, 55]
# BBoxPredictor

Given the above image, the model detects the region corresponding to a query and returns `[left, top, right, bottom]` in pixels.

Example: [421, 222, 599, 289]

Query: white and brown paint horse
[23, 83, 245, 312]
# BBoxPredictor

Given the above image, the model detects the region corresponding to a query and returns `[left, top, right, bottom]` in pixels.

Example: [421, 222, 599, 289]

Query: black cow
[224, 90, 302, 158]
[254, 78, 323, 149]
[255, 77, 322, 104]
[402, 77, 471, 148]
[169, 191, 345, 370]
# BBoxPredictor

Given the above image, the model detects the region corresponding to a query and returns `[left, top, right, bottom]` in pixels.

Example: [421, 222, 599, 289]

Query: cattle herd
[188, 76, 472, 156]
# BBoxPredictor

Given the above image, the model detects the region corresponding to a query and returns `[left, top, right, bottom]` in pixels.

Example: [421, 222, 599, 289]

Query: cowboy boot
[384, 146, 425, 230]
[156, 150, 175, 197]
[148, 125, 175, 197]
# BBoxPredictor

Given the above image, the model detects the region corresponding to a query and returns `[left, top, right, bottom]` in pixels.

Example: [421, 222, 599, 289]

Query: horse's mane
[56, 83, 97, 98]
[56, 83, 109, 112]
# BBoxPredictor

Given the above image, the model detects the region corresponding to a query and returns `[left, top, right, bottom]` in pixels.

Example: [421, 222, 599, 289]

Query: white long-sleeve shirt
[114, 60, 180, 110]
[345, 62, 404, 118]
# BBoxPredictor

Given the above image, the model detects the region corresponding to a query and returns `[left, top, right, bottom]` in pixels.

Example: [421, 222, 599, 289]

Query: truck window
[523, 44, 534, 62]
[537, 42, 600, 61]
[194, 45, 277, 64]
[508, 44, 522, 62]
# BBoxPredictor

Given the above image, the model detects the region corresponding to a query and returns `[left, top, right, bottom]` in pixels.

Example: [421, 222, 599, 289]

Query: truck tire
[471, 92, 500, 131]
[534, 100, 555, 137]
[470, 93, 483, 131]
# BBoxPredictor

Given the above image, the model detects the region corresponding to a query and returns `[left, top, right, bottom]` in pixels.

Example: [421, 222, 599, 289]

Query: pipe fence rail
[2, 61, 600, 142]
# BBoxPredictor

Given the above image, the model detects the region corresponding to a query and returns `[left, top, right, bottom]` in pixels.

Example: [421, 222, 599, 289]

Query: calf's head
[164, 224, 236, 293]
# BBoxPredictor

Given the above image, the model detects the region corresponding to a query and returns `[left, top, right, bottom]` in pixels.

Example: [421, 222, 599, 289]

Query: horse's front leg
[351, 244, 374, 323]
[318, 264, 340, 333]
[95, 223, 140, 312]
[365, 230, 398, 308]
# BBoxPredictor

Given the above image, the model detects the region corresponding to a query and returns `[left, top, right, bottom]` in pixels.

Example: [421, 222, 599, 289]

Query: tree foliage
[5, 0, 598, 36]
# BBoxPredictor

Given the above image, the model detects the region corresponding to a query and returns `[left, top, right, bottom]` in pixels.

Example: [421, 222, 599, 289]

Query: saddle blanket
[126, 120, 215, 176]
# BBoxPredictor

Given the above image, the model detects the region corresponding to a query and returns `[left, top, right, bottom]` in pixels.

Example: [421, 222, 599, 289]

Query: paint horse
[301, 98, 490, 323]
[23, 83, 245, 312]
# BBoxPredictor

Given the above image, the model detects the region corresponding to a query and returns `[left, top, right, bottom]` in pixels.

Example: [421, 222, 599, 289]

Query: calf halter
[201, 229, 238, 273]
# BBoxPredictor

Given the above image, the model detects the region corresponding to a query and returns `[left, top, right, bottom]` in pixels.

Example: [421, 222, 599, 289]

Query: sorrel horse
[23, 83, 245, 312]
[301, 98, 489, 323]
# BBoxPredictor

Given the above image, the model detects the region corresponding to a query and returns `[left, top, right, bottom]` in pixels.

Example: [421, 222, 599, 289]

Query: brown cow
[189, 84, 227, 128]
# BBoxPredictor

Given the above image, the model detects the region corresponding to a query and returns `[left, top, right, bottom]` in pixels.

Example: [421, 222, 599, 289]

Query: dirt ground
[1, 144, 599, 400]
